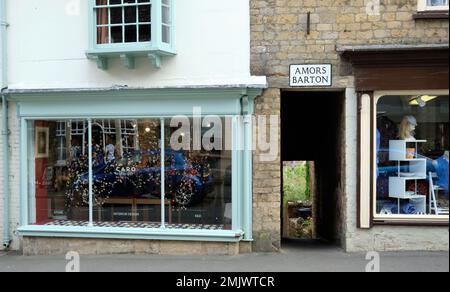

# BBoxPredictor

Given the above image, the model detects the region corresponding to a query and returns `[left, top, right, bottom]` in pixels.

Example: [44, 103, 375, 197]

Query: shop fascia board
[6, 86, 265, 102]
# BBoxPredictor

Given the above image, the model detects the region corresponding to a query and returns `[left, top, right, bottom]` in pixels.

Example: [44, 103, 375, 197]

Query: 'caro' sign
[289, 64, 332, 87]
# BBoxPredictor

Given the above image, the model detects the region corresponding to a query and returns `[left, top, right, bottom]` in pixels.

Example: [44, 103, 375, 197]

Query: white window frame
[371, 90, 450, 223]
[418, 0, 449, 12]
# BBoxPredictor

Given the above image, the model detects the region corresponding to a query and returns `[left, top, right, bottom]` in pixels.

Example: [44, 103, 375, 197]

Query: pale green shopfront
[7, 87, 261, 255]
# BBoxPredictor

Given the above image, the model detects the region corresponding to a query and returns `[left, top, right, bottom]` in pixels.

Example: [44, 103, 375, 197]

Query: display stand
[388, 140, 427, 214]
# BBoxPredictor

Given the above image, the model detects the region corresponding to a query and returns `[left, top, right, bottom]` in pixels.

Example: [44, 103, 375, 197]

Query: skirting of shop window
[45, 220, 226, 230]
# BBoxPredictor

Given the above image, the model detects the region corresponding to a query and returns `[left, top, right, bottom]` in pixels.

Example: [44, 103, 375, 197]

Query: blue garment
[376, 129, 381, 177]
[402, 203, 417, 215]
[435, 156, 449, 196]
[382, 202, 418, 214]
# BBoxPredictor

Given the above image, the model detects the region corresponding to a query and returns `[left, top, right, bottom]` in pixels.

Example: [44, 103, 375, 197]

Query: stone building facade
[251, 0, 449, 252]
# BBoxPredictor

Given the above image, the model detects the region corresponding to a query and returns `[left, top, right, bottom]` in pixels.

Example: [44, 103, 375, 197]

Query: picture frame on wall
[35, 127, 50, 158]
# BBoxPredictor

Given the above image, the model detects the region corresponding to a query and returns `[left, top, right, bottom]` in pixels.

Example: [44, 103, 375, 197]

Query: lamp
[409, 95, 437, 107]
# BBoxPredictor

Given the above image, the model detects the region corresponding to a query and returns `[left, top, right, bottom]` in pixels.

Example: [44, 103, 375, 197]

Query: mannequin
[433, 150, 449, 196]
[399, 115, 417, 141]
[105, 136, 116, 163]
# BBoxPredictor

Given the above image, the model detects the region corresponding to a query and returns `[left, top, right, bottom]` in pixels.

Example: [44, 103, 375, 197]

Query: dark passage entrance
[281, 90, 345, 245]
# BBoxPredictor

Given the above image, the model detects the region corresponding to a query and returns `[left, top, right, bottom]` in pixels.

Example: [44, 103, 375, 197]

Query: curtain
[96, 5, 109, 44]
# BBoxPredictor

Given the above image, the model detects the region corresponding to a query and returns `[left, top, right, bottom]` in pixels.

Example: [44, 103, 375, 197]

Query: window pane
[124, 6, 136, 23]
[91, 119, 164, 225]
[97, 26, 109, 44]
[125, 25, 137, 42]
[29, 120, 90, 225]
[111, 26, 123, 43]
[165, 117, 232, 230]
[96, 8, 109, 25]
[162, 25, 170, 44]
[139, 24, 151, 42]
[376, 95, 449, 216]
[138, 5, 151, 22]
[110, 7, 123, 24]
[162, 5, 170, 24]
[94, 1, 155, 46]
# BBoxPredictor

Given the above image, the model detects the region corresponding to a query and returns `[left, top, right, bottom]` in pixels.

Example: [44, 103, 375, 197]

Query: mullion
[108, 6, 112, 43]
[121, 4, 125, 43]
[136, 5, 139, 42]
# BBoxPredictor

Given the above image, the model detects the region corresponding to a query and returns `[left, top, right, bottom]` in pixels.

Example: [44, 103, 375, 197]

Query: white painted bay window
[87, 0, 175, 70]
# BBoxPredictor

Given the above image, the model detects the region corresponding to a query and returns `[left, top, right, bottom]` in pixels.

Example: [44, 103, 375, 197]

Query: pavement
[0, 242, 448, 272]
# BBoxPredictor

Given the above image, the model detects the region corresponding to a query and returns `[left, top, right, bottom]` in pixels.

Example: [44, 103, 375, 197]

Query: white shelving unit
[388, 140, 427, 214]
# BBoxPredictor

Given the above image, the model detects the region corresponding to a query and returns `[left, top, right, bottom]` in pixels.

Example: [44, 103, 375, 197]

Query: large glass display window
[375, 94, 449, 219]
[28, 117, 233, 231]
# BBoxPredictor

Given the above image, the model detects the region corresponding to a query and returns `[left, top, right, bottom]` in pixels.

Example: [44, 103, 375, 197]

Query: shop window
[28, 118, 232, 231]
[418, 0, 449, 11]
[375, 94, 449, 219]
[87, 0, 175, 70]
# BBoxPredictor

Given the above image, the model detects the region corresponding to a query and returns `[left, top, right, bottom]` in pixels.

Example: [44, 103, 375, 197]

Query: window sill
[413, 10, 449, 19]
[18, 225, 244, 242]
[86, 47, 176, 70]
[373, 219, 449, 227]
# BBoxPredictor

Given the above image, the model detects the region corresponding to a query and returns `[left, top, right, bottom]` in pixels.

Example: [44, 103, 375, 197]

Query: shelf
[396, 176, 427, 180]
[389, 140, 428, 161]
[406, 140, 427, 143]
[388, 193, 424, 199]
[386, 139, 429, 214]
[389, 177, 426, 198]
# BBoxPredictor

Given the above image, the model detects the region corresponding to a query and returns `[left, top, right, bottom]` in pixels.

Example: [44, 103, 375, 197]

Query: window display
[29, 117, 232, 230]
[376, 95, 449, 217]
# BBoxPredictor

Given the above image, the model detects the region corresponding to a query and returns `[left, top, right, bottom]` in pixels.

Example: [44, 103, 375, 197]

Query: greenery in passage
[283, 162, 311, 204]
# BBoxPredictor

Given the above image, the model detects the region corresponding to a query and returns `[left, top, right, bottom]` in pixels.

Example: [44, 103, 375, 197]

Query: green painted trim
[153, 0, 162, 49]
[15, 88, 259, 242]
[20, 118, 29, 226]
[18, 225, 244, 242]
[10, 88, 256, 118]
[120, 54, 136, 69]
[1, 94, 10, 247]
[148, 53, 162, 69]
[160, 117, 166, 228]
[88, 119, 94, 226]
[231, 116, 239, 231]
[94, 56, 108, 70]
[243, 114, 253, 240]
[9, 88, 257, 102]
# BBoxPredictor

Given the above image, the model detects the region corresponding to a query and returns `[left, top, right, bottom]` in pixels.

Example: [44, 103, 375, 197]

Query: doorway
[281, 90, 345, 245]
